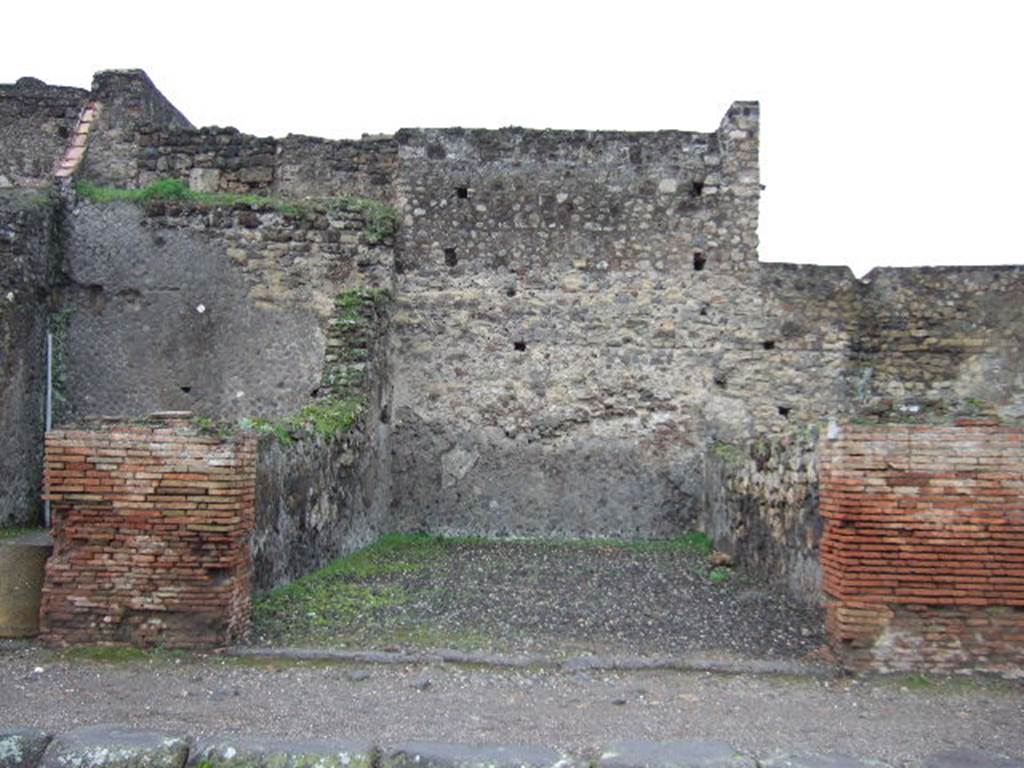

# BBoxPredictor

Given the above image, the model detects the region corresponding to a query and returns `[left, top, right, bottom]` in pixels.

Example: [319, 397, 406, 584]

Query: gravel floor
[250, 539, 825, 660]
[1, 645, 1021, 767]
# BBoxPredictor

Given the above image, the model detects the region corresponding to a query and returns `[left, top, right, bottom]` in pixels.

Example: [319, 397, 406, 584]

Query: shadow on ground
[248, 534, 825, 660]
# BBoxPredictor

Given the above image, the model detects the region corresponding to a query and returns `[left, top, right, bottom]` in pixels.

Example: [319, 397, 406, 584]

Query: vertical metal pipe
[43, 332, 53, 529]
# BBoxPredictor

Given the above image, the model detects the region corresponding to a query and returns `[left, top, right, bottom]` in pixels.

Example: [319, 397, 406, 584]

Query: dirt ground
[5, 537, 1021, 766]
[249, 536, 824, 660]
[1, 644, 1021, 767]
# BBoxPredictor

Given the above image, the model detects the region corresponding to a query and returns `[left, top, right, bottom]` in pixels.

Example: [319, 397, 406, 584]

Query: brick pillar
[819, 421, 1024, 675]
[39, 415, 257, 648]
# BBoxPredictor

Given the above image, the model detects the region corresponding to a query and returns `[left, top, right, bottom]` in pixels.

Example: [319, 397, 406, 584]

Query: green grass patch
[252, 532, 722, 650]
[490, 531, 715, 555]
[233, 395, 365, 444]
[896, 673, 935, 689]
[0, 526, 44, 541]
[663, 530, 714, 555]
[206, 287, 389, 445]
[75, 179, 399, 243]
[252, 533, 452, 642]
[236, 416, 294, 445]
[289, 395, 366, 438]
[709, 566, 733, 584]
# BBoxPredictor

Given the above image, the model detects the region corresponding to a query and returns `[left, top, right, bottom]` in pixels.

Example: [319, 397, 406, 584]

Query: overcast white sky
[4, 1, 1022, 276]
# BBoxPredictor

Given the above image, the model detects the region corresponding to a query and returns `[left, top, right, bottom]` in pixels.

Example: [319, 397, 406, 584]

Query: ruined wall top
[0, 70, 759, 211]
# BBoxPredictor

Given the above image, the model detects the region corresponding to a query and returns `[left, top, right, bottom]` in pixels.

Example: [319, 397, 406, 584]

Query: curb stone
[187, 737, 375, 768]
[227, 647, 837, 679]
[39, 726, 190, 768]
[382, 742, 575, 768]
[0, 728, 52, 768]
[4, 727, 1022, 768]
[921, 748, 1024, 768]
[760, 755, 893, 768]
[598, 740, 756, 768]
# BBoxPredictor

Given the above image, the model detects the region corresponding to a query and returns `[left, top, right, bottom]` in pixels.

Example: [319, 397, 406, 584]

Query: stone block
[188, 168, 221, 193]
[921, 748, 1024, 768]
[0, 727, 52, 768]
[760, 755, 893, 768]
[40, 726, 189, 768]
[382, 742, 573, 768]
[188, 736, 374, 768]
[597, 740, 755, 768]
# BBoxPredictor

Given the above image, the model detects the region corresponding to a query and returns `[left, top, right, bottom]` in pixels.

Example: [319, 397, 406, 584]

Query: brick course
[39, 417, 257, 648]
[820, 421, 1024, 675]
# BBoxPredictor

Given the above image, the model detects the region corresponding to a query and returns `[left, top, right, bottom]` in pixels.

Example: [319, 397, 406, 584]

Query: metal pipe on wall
[43, 331, 52, 529]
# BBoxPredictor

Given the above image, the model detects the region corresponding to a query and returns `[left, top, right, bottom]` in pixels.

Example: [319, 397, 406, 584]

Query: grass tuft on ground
[252, 533, 450, 644]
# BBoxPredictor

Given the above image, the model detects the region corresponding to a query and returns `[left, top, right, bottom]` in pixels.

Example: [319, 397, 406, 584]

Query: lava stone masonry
[39, 417, 257, 647]
[5, 68, 1024, 672]
[0, 191, 53, 527]
[0, 78, 88, 187]
[819, 421, 1024, 675]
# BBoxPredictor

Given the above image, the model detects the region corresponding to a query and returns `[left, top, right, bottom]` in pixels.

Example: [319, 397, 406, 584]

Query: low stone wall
[74, 68, 398, 202]
[699, 431, 822, 607]
[276, 134, 397, 200]
[39, 417, 256, 647]
[4, 728, 957, 768]
[97, 126, 398, 201]
[135, 126, 278, 194]
[820, 421, 1024, 675]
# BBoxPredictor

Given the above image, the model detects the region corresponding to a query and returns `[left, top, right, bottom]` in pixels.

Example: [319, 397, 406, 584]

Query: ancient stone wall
[135, 125, 278, 194]
[0, 78, 88, 188]
[275, 134, 397, 201]
[40, 418, 256, 647]
[851, 267, 1024, 420]
[59, 197, 393, 423]
[756, 263, 859, 422]
[68, 69, 397, 202]
[91, 126, 398, 201]
[0, 190, 56, 526]
[700, 430, 822, 606]
[47, 193, 397, 599]
[253, 290, 393, 593]
[81, 70, 192, 188]
[820, 422, 1024, 675]
[387, 107, 766, 537]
